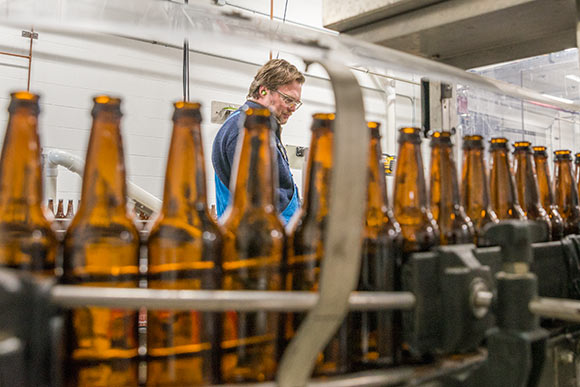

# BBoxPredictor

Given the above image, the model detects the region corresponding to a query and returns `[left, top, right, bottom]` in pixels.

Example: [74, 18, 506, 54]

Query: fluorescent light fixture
[541, 93, 574, 104]
[565, 74, 580, 83]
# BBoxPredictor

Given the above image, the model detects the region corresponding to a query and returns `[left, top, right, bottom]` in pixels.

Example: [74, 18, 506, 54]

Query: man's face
[263, 81, 302, 125]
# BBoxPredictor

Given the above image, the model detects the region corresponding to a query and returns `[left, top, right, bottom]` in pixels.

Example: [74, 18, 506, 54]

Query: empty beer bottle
[553, 150, 580, 235]
[489, 137, 526, 220]
[0, 91, 57, 274]
[460, 135, 498, 246]
[429, 131, 474, 244]
[62, 96, 140, 386]
[147, 102, 222, 386]
[65, 199, 75, 219]
[349, 122, 402, 370]
[393, 127, 439, 254]
[219, 107, 284, 383]
[286, 113, 348, 376]
[48, 199, 55, 215]
[56, 198, 65, 218]
[513, 141, 551, 241]
[533, 146, 564, 240]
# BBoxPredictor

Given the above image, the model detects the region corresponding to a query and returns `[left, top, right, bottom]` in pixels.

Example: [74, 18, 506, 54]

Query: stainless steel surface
[529, 297, 580, 322]
[50, 286, 416, 312]
[326, 0, 577, 69]
[277, 61, 368, 387]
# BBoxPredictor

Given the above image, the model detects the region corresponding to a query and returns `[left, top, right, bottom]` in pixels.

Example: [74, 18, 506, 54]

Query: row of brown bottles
[48, 199, 75, 219]
[4, 89, 580, 385]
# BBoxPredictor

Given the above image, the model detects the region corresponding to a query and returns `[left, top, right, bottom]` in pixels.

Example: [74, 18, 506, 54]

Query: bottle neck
[79, 110, 128, 214]
[301, 126, 333, 220]
[394, 141, 428, 213]
[554, 159, 579, 209]
[161, 115, 208, 217]
[513, 151, 542, 211]
[0, 105, 44, 211]
[430, 144, 460, 222]
[534, 155, 555, 208]
[231, 125, 276, 211]
[490, 148, 521, 218]
[365, 136, 389, 228]
[461, 147, 491, 215]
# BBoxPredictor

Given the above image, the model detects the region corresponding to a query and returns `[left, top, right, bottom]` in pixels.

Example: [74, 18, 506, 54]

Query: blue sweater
[211, 101, 300, 223]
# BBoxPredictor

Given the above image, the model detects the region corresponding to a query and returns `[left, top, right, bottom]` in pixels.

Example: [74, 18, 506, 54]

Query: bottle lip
[174, 101, 201, 110]
[398, 127, 421, 144]
[430, 131, 452, 146]
[11, 91, 39, 102]
[489, 137, 509, 150]
[93, 95, 121, 105]
[532, 145, 547, 152]
[513, 141, 531, 148]
[245, 107, 271, 117]
[554, 149, 573, 160]
[462, 134, 484, 149]
[312, 112, 335, 120]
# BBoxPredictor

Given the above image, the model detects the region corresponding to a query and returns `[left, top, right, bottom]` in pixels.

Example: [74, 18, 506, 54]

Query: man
[212, 59, 305, 223]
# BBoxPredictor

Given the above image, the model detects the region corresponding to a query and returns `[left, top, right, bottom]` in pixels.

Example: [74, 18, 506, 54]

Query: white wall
[0, 2, 420, 210]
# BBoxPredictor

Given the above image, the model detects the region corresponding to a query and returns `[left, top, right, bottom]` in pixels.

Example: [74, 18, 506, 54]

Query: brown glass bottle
[393, 127, 439, 254]
[286, 113, 348, 376]
[553, 150, 580, 235]
[533, 146, 564, 240]
[349, 122, 402, 370]
[489, 137, 526, 220]
[460, 135, 498, 246]
[147, 102, 223, 386]
[56, 198, 65, 218]
[48, 199, 55, 215]
[65, 199, 75, 219]
[62, 96, 140, 387]
[0, 91, 57, 274]
[219, 107, 284, 383]
[429, 131, 474, 244]
[512, 141, 551, 241]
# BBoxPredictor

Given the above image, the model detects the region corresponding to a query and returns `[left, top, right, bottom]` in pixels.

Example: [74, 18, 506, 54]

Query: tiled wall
[0, 8, 419, 210]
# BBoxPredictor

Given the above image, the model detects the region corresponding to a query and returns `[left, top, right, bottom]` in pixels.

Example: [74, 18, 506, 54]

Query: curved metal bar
[276, 61, 368, 386]
[50, 286, 415, 312]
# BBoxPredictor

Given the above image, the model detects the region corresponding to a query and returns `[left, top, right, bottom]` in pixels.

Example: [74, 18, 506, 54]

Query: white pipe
[44, 149, 162, 213]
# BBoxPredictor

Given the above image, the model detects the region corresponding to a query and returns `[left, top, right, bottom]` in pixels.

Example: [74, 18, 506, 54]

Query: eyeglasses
[274, 89, 303, 110]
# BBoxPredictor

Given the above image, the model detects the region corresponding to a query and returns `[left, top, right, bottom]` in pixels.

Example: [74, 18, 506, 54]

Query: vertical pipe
[269, 0, 274, 60]
[26, 27, 34, 91]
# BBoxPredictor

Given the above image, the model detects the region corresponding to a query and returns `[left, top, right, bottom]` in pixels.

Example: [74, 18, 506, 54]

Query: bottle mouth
[532, 146, 547, 152]
[400, 127, 420, 135]
[462, 134, 484, 149]
[554, 149, 572, 160]
[94, 95, 121, 105]
[11, 91, 38, 102]
[430, 131, 452, 146]
[312, 112, 335, 121]
[490, 137, 508, 144]
[246, 107, 271, 117]
[174, 101, 201, 110]
[514, 141, 531, 148]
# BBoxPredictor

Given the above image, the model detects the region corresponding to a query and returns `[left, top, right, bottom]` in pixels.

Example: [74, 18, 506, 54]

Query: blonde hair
[247, 59, 305, 99]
